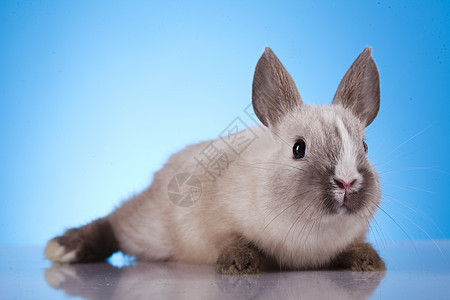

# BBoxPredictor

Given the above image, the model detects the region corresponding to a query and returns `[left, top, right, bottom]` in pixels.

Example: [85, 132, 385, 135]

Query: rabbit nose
[333, 178, 357, 190]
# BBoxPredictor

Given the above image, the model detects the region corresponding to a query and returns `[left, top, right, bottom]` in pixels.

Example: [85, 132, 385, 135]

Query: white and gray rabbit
[45, 47, 385, 273]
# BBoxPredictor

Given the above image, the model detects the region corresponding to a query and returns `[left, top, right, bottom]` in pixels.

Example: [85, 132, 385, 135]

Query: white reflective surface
[1, 241, 449, 299]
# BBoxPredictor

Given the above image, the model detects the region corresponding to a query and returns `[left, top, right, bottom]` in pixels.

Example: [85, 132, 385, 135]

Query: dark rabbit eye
[293, 139, 306, 159]
[363, 140, 368, 153]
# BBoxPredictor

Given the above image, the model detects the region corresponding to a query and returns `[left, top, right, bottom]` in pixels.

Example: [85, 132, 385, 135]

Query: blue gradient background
[0, 1, 449, 246]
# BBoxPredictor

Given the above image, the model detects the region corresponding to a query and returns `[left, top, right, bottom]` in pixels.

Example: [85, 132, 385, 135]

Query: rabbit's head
[252, 47, 380, 223]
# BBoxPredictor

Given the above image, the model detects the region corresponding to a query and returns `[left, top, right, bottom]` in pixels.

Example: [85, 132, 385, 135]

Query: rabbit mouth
[325, 188, 363, 215]
[333, 191, 353, 214]
[335, 189, 349, 205]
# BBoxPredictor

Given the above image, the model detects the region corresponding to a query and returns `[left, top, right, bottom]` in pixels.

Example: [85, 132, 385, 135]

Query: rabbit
[45, 47, 386, 273]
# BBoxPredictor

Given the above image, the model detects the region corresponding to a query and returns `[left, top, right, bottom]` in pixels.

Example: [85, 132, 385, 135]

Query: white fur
[334, 116, 363, 190]
[45, 240, 78, 264]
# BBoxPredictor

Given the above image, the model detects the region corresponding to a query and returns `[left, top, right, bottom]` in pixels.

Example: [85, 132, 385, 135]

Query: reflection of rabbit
[45, 47, 385, 273]
[45, 262, 385, 300]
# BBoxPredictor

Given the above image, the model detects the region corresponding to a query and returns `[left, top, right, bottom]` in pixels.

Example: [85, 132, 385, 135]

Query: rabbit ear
[252, 47, 303, 128]
[332, 47, 380, 127]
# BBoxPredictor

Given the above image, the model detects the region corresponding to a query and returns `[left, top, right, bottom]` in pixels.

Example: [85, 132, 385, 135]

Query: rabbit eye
[293, 139, 306, 159]
[363, 140, 368, 153]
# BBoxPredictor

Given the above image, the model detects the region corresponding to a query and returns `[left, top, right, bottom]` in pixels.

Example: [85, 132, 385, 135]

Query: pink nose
[334, 178, 356, 190]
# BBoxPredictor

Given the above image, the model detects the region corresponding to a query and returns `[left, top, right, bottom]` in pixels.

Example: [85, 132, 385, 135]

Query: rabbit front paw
[216, 240, 262, 274]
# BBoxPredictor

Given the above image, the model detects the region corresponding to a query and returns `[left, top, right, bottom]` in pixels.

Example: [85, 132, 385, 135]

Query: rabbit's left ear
[252, 47, 303, 128]
[332, 47, 380, 127]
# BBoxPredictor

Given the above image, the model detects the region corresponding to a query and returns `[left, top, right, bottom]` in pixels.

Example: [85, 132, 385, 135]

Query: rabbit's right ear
[332, 48, 380, 127]
[252, 47, 303, 128]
